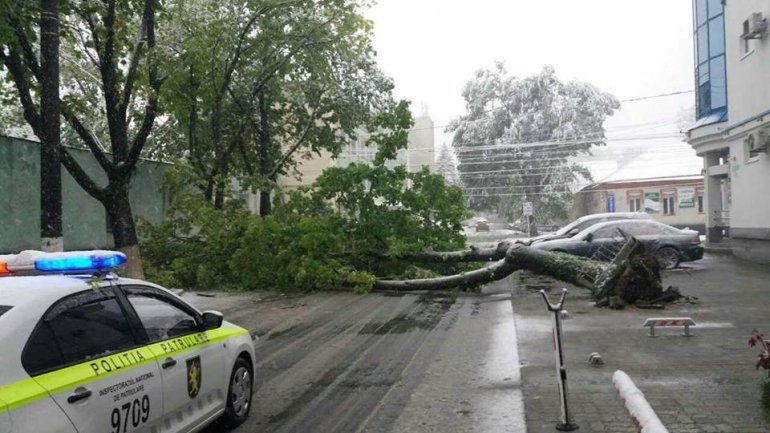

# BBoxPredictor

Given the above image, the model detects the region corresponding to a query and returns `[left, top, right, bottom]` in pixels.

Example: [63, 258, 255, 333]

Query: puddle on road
[359, 293, 456, 335]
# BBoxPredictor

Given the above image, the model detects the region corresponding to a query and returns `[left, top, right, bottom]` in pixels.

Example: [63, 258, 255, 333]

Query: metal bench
[643, 317, 696, 337]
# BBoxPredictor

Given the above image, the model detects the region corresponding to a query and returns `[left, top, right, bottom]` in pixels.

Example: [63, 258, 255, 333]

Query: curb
[704, 246, 733, 255]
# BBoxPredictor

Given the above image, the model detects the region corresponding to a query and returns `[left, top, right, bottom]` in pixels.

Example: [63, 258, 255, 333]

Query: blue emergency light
[35, 253, 127, 272]
[0, 250, 127, 276]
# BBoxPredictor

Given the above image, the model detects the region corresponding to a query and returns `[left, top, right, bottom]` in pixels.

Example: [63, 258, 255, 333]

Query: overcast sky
[365, 0, 700, 180]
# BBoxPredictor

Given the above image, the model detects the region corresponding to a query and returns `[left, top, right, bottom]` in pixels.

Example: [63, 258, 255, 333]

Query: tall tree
[436, 142, 461, 186]
[1, 0, 165, 277]
[39, 0, 62, 252]
[165, 0, 394, 215]
[449, 64, 619, 223]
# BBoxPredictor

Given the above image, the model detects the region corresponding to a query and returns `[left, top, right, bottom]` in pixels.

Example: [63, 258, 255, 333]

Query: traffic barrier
[643, 317, 695, 337]
[612, 370, 669, 433]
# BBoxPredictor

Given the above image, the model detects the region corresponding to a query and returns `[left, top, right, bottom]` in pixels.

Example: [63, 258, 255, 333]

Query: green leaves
[140, 100, 471, 293]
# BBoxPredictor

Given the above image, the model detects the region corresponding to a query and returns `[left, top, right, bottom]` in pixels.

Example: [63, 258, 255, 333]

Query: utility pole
[39, 0, 63, 252]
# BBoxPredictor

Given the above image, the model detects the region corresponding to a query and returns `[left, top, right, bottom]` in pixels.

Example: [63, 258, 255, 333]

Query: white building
[336, 111, 435, 173]
[686, 0, 770, 262]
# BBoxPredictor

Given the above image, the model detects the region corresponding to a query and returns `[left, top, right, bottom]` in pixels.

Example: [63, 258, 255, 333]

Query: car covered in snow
[517, 212, 652, 245]
[531, 219, 704, 269]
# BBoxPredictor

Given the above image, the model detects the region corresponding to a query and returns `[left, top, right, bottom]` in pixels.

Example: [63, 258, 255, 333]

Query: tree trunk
[214, 181, 226, 209]
[106, 186, 144, 279]
[257, 89, 272, 216]
[259, 189, 271, 216]
[39, 0, 63, 252]
[376, 243, 602, 292]
[377, 237, 663, 306]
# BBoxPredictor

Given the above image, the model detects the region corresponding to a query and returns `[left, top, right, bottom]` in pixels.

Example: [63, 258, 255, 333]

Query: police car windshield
[0, 305, 11, 318]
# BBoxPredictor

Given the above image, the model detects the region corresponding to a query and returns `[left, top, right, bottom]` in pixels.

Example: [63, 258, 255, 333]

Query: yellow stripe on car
[0, 327, 247, 411]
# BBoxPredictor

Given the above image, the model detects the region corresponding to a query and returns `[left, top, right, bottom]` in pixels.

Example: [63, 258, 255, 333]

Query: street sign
[523, 201, 533, 216]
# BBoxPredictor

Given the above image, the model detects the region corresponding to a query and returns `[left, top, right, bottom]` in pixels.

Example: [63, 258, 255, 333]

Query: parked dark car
[475, 219, 490, 232]
[517, 212, 652, 245]
[531, 219, 703, 269]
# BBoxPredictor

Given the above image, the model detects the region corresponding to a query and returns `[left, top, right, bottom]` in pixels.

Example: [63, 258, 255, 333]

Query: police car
[0, 250, 255, 433]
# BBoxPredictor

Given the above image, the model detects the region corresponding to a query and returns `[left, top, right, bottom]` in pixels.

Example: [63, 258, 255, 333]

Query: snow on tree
[448, 63, 619, 223]
[435, 142, 461, 186]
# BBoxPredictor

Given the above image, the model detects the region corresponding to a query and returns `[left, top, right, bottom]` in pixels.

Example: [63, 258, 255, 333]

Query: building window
[663, 196, 676, 215]
[693, 0, 727, 119]
[629, 198, 642, 212]
[661, 189, 677, 215]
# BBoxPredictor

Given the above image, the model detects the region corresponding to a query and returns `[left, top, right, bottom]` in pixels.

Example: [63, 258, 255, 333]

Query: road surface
[191, 277, 526, 433]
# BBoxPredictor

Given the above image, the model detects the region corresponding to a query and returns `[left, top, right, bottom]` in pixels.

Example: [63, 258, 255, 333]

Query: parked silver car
[517, 212, 652, 245]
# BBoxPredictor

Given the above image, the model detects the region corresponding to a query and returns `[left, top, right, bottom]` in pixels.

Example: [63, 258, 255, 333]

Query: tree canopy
[449, 64, 620, 223]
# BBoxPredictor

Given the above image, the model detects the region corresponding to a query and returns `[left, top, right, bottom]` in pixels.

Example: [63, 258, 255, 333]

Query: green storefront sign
[644, 192, 660, 213]
[678, 187, 695, 208]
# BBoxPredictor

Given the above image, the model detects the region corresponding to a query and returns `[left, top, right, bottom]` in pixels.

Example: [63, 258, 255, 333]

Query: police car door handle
[67, 387, 92, 404]
[162, 357, 177, 369]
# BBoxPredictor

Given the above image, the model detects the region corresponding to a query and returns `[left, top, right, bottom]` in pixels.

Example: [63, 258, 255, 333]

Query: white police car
[0, 250, 255, 433]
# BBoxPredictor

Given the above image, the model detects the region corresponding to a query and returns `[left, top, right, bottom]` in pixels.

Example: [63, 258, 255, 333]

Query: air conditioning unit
[742, 13, 767, 40]
[746, 128, 769, 155]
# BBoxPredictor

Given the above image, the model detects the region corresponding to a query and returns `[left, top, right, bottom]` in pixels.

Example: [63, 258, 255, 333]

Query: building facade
[575, 176, 706, 233]
[335, 112, 435, 173]
[0, 136, 167, 253]
[686, 0, 770, 262]
[246, 111, 436, 212]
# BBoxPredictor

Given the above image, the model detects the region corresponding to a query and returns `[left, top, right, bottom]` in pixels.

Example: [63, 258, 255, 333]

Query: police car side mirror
[585, 233, 594, 242]
[202, 311, 223, 330]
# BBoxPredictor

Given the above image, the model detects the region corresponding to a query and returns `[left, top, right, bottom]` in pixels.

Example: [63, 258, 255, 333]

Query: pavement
[189, 280, 526, 433]
[513, 253, 770, 433]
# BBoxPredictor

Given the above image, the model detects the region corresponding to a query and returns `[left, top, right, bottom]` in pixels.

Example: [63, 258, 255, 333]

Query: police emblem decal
[186, 356, 202, 398]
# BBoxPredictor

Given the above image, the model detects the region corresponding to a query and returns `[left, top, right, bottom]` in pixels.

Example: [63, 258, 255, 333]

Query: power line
[461, 181, 705, 191]
[462, 182, 705, 198]
[456, 144, 693, 163]
[618, 90, 694, 103]
[407, 90, 694, 132]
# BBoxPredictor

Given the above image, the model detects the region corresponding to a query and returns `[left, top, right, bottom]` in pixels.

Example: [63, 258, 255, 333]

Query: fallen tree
[376, 237, 669, 307]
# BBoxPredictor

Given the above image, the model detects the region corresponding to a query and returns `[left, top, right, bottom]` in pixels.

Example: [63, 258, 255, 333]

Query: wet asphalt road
[190, 277, 526, 433]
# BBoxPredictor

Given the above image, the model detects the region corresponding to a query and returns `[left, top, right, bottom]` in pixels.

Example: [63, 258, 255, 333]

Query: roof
[0, 275, 94, 315]
[583, 174, 704, 191]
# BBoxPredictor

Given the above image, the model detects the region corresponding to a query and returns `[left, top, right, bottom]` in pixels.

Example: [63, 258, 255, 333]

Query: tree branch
[120, 13, 148, 117]
[374, 256, 517, 291]
[60, 147, 107, 202]
[0, 47, 42, 137]
[247, 15, 340, 102]
[60, 105, 113, 170]
[126, 0, 162, 170]
[399, 241, 513, 263]
[7, 13, 41, 79]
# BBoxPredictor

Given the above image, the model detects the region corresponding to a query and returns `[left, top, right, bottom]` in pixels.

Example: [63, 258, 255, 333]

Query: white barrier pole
[612, 370, 669, 433]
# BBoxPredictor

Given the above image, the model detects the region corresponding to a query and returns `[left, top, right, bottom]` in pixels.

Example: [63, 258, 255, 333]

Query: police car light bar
[0, 250, 127, 276]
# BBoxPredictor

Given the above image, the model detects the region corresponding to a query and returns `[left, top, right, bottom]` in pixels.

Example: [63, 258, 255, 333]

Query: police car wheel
[222, 357, 252, 427]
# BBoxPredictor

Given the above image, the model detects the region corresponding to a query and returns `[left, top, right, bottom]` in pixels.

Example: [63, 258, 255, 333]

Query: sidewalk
[512, 254, 770, 433]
